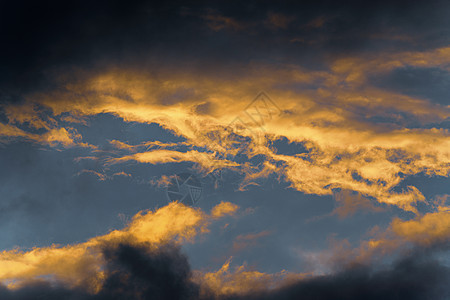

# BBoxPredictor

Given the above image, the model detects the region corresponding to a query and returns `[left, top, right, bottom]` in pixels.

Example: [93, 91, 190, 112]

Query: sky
[0, 0, 449, 299]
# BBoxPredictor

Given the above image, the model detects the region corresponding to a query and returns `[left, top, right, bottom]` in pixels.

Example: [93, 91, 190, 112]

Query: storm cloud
[1, 0, 450, 102]
[0, 242, 200, 300]
[0, 242, 448, 300]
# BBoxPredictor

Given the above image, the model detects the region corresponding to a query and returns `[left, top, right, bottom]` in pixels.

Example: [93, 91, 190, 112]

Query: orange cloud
[1, 46, 449, 212]
[194, 258, 309, 298]
[266, 12, 295, 29]
[232, 231, 272, 252]
[334, 201, 450, 266]
[390, 207, 450, 246]
[331, 190, 384, 219]
[211, 202, 240, 219]
[203, 12, 244, 31]
[110, 149, 240, 174]
[109, 139, 183, 152]
[0, 123, 92, 148]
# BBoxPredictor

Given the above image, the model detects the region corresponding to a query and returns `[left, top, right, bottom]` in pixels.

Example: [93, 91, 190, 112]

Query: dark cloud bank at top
[1, 0, 450, 103]
[0, 242, 448, 300]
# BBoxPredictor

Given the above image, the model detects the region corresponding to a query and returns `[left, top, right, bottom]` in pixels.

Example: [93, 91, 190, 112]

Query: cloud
[110, 150, 240, 174]
[203, 11, 245, 31]
[0, 202, 239, 289]
[331, 189, 384, 219]
[0, 123, 92, 148]
[235, 253, 450, 300]
[390, 205, 450, 246]
[195, 257, 306, 298]
[0, 2, 449, 298]
[265, 12, 295, 29]
[319, 201, 450, 267]
[210, 202, 240, 219]
[2, 0, 449, 103]
[0, 242, 201, 300]
[1, 53, 449, 212]
[232, 230, 272, 252]
[109, 139, 183, 152]
[1, 242, 447, 300]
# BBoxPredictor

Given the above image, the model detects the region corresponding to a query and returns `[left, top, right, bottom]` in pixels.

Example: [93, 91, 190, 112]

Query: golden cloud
[1, 46, 449, 212]
[328, 200, 450, 266]
[194, 258, 309, 298]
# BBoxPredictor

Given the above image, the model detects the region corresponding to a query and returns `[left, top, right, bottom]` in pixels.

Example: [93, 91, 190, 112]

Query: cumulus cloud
[0, 202, 239, 289]
[0, 239, 448, 300]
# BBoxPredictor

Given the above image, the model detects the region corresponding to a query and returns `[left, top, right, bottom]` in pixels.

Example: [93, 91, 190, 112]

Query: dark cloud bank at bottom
[0, 242, 448, 300]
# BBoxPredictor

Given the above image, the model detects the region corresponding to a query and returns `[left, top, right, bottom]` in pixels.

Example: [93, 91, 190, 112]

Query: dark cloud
[371, 66, 450, 105]
[0, 242, 448, 300]
[244, 256, 450, 300]
[1, 0, 450, 103]
[0, 283, 89, 300]
[98, 243, 200, 300]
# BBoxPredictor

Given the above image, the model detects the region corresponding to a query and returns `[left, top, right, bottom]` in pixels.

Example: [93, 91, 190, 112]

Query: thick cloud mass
[247, 257, 450, 300]
[0, 243, 201, 300]
[99, 244, 199, 300]
[1, 0, 450, 102]
[0, 242, 448, 300]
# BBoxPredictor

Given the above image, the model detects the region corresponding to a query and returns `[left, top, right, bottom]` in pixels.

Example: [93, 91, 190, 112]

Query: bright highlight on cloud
[2, 49, 449, 212]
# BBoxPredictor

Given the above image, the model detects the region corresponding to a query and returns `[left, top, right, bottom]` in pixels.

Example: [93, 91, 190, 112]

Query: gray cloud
[1, 0, 450, 104]
[0, 242, 448, 300]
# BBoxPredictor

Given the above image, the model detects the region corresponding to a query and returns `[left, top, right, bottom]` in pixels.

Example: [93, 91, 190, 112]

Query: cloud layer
[0, 1, 449, 298]
[0, 203, 448, 300]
